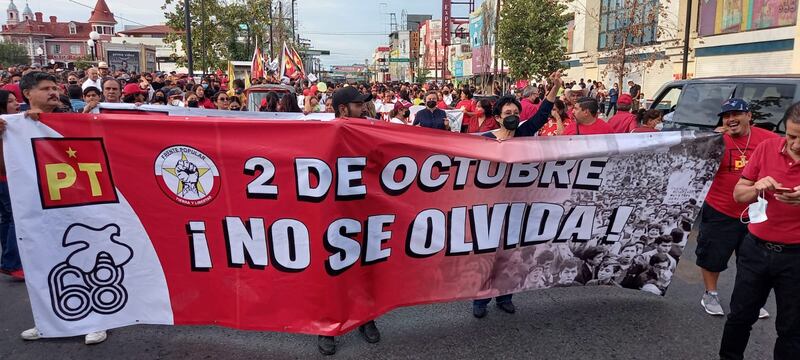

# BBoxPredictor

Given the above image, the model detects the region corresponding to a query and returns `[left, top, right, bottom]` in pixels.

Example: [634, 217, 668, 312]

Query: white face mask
[655, 122, 664, 131]
[171, 99, 181, 106]
[741, 193, 768, 224]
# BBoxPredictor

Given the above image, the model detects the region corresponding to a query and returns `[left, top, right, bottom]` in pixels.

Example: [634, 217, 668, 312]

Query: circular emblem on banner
[154, 145, 220, 206]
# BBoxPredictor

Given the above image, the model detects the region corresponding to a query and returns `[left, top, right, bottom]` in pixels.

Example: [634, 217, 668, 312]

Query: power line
[304, 32, 389, 36]
[66, 0, 148, 27]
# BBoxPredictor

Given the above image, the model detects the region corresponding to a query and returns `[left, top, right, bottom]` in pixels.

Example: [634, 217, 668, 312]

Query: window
[51, 44, 61, 54]
[735, 83, 796, 133]
[70, 45, 80, 54]
[598, 0, 659, 50]
[672, 83, 736, 126]
[69, 22, 76, 35]
[652, 86, 682, 112]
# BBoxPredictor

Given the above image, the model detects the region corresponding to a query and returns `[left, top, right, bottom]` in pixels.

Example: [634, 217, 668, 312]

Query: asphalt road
[0, 234, 776, 360]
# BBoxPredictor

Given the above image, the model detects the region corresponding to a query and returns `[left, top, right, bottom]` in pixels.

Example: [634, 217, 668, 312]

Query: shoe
[20, 327, 40, 341]
[759, 308, 770, 319]
[701, 292, 724, 316]
[357, 320, 380, 343]
[497, 301, 516, 314]
[317, 335, 336, 356]
[84, 331, 107, 345]
[473, 306, 487, 318]
[10, 269, 24, 281]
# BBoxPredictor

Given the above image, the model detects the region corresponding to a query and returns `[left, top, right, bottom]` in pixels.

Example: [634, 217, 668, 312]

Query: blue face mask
[202, 84, 209, 89]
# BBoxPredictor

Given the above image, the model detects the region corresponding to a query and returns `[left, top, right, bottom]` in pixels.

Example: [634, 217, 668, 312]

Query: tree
[566, 0, 679, 89]
[73, 56, 94, 70]
[163, 0, 228, 71]
[497, 0, 571, 80]
[0, 43, 30, 67]
[414, 67, 431, 84]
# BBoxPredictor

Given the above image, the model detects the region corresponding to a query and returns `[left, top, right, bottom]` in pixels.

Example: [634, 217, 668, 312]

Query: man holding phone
[696, 99, 778, 317]
[719, 102, 800, 360]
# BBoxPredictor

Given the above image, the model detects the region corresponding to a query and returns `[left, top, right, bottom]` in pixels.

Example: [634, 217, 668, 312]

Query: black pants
[719, 234, 800, 360]
[606, 102, 617, 116]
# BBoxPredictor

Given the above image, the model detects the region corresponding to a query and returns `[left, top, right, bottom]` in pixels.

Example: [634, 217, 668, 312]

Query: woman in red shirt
[537, 99, 571, 136]
[630, 109, 663, 133]
[192, 84, 216, 109]
[468, 99, 499, 133]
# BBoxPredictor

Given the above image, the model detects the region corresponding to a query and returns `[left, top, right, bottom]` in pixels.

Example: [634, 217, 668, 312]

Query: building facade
[1, 0, 117, 67]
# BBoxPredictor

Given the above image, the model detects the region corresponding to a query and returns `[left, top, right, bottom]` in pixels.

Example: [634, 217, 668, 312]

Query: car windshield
[672, 83, 736, 126]
[735, 83, 795, 133]
[248, 90, 290, 111]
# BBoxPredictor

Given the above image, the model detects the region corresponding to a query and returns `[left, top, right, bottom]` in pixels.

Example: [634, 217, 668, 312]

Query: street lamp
[88, 31, 100, 61]
[35, 46, 44, 67]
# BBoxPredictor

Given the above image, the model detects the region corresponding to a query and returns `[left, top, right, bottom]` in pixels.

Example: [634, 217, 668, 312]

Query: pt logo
[154, 145, 220, 206]
[32, 138, 118, 209]
[48, 223, 133, 321]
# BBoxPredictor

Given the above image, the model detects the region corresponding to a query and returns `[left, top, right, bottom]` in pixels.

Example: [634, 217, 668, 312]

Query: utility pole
[492, 0, 501, 87]
[434, 39, 439, 85]
[291, 0, 297, 43]
[201, 0, 206, 77]
[681, 0, 693, 79]
[185, 0, 194, 77]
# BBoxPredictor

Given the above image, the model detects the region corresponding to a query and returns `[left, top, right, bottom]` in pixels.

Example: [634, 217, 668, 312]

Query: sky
[8, 0, 472, 68]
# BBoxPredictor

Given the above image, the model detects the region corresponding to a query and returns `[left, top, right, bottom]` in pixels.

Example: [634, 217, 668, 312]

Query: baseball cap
[98, 61, 109, 69]
[167, 88, 184, 98]
[332, 87, 372, 110]
[123, 83, 144, 96]
[570, 84, 583, 92]
[718, 98, 749, 116]
[617, 93, 633, 106]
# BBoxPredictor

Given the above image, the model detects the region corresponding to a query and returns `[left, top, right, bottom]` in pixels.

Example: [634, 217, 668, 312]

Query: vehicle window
[653, 87, 682, 111]
[672, 83, 736, 126]
[735, 83, 795, 133]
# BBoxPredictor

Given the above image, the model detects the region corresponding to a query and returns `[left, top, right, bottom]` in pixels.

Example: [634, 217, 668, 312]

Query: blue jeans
[473, 294, 513, 309]
[0, 181, 21, 271]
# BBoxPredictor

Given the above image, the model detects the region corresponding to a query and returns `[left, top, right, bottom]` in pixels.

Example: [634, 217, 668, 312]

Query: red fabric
[741, 137, 800, 244]
[198, 97, 216, 109]
[520, 99, 539, 121]
[2, 84, 23, 105]
[705, 127, 779, 218]
[455, 99, 476, 130]
[470, 114, 499, 133]
[562, 119, 614, 135]
[437, 100, 449, 110]
[537, 117, 572, 136]
[608, 112, 638, 133]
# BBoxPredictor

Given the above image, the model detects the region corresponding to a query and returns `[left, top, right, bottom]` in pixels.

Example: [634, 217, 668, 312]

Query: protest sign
[2, 113, 722, 337]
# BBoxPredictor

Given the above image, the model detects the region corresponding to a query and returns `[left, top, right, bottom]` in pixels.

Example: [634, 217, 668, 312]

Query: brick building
[1, 0, 117, 68]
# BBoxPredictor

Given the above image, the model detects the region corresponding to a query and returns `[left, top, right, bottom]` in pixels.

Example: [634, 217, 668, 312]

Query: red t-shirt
[456, 99, 476, 130]
[741, 137, 800, 244]
[705, 127, 778, 218]
[608, 111, 638, 133]
[562, 118, 614, 135]
[520, 98, 539, 121]
[437, 101, 449, 110]
[538, 117, 572, 136]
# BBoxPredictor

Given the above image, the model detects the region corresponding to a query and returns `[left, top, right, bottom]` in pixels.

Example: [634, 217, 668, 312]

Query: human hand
[83, 101, 99, 113]
[775, 185, 800, 206]
[754, 176, 781, 193]
[25, 110, 43, 121]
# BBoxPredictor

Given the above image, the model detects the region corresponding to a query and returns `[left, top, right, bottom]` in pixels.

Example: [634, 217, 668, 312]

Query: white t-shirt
[82, 78, 103, 91]
[390, 117, 407, 125]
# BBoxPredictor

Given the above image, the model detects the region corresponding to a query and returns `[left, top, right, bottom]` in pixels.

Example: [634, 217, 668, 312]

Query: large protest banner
[2, 113, 722, 338]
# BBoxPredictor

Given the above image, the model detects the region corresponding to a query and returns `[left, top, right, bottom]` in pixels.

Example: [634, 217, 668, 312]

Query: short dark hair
[20, 71, 57, 92]
[83, 86, 101, 97]
[102, 78, 120, 90]
[67, 85, 83, 100]
[493, 95, 522, 117]
[576, 97, 599, 116]
[461, 89, 473, 99]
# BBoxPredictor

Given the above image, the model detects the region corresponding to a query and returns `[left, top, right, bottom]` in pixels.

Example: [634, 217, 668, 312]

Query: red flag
[251, 45, 264, 80]
[280, 43, 305, 80]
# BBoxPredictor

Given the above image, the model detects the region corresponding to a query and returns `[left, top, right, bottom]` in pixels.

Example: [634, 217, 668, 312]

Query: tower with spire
[88, 0, 116, 36]
[21, 1, 32, 21]
[6, 0, 19, 25]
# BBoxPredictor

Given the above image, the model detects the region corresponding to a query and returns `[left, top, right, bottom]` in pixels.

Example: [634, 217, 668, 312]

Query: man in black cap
[318, 85, 380, 356]
[332, 86, 372, 119]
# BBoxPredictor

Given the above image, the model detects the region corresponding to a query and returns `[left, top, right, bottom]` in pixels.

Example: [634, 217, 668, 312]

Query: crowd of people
[1, 62, 800, 360]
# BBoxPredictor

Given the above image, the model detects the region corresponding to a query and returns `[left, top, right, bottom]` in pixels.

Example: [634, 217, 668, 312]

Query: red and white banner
[2, 113, 722, 338]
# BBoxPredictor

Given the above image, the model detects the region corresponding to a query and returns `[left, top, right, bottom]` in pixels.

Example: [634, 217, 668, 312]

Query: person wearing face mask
[720, 101, 800, 360]
[413, 92, 449, 130]
[185, 93, 200, 108]
[66, 72, 79, 86]
[696, 99, 778, 321]
[630, 109, 663, 133]
[389, 103, 410, 124]
[468, 99, 499, 133]
[482, 71, 562, 140]
[150, 89, 168, 105]
[167, 88, 185, 107]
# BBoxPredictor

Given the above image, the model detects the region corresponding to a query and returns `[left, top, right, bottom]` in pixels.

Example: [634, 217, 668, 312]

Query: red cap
[123, 83, 144, 96]
[617, 93, 633, 105]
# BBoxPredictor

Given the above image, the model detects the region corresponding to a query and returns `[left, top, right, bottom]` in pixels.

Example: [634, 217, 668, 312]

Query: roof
[7, 0, 18, 12]
[118, 25, 179, 36]
[88, 0, 116, 24]
[1, 19, 93, 39]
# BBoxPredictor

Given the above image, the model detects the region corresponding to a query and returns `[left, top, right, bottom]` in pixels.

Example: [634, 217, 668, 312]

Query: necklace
[731, 129, 752, 168]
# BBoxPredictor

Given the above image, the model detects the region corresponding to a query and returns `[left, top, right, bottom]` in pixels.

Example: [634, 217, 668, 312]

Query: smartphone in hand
[775, 187, 794, 194]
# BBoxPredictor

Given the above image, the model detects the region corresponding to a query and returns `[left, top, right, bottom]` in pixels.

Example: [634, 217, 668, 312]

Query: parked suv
[648, 75, 800, 134]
